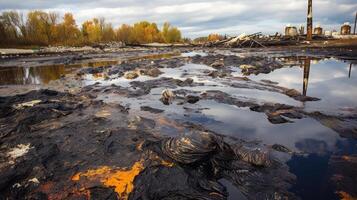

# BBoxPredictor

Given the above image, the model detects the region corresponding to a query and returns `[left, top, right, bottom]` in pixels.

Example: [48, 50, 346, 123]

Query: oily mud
[0, 89, 295, 200]
[1, 47, 357, 200]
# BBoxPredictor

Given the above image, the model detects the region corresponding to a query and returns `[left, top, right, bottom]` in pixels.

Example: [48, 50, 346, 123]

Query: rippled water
[1, 52, 356, 200]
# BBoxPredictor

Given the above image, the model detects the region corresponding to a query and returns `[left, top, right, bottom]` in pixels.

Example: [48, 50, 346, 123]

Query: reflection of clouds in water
[83, 73, 155, 87]
[201, 101, 339, 153]
[305, 77, 357, 114]
[302, 59, 350, 83]
[295, 138, 329, 155]
[250, 59, 351, 88]
[89, 62, 301, 106]
[247, 59, 356, 113]
[181, 51, 208, 57]
[83, 63, 215, 87]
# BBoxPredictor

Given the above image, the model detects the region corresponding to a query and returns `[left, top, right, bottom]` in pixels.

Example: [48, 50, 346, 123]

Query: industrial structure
[284, 0, 357, 39]
[285, 25, 298, 37]
[306, 0, 313, 40]
[314, 25, 323, 35]
[353, 12, 357, 35]
[341, 23, 352, 35]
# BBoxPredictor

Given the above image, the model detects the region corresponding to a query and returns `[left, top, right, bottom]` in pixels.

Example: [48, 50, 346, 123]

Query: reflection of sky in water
[198, 100, 339, 152]
[247, 59, 357, 114]
[181, 51, 208, 57]
[90, 63, 302, 106]
[169, 99, 355, 200]
[89, 58, 357, 115]
[80, 58, 356, 156]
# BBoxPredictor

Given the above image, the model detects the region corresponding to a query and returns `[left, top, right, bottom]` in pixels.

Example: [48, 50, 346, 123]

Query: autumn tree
[144, 23, 163, 43]
[116, 24, 133, 44]
[81, 19, 101, 44]
[193, 36, 208, 44]
[0, 20, 6, 45]
[207, 33, 223, 41]
[0, 11, 26, 44]
[130, 21, 149, 44]
[56, 13, 80, 45]
[81, 17, 116, 44]
[161, 22, 181, 43]
[0, 10, 184, 47]
[162, 22, 170, 42]
[26, 11, 59, 45]
[102, 23, 115, 42]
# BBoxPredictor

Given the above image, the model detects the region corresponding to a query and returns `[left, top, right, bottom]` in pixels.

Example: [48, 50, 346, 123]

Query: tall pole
[353, 12, 357, 35]
[307, 0, 313, 40]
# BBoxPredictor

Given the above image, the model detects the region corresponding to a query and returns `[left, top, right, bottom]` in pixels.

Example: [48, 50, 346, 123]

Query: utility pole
[307, 0, 313, 40]
[353, 12, 357, 35]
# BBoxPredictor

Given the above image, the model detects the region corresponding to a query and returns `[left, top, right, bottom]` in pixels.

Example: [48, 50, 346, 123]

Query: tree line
[193, 34, 226, 44]
[0, 11, 182, 47]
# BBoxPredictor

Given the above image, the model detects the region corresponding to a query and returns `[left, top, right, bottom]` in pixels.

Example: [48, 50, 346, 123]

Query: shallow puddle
[0, 62, 116, 85]
[0, 52, 180, 85]
[245, 58, 357, 114]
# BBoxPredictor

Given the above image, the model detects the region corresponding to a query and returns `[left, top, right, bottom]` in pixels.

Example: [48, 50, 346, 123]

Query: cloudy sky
[0, 0, 356, 38]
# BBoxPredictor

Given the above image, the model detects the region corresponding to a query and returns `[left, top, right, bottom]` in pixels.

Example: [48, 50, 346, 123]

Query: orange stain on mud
[72, 161, 144, 200]
[72, 154, 174, 199]
[157, 116, 184, 133]
[338, 191, 357, 200]
[160, 159, 174, 167]
[341, 155, 357, 163]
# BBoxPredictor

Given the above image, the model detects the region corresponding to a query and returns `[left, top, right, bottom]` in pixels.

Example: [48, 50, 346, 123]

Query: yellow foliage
[0, 10, 183, 47]
[208, 33, 223, 41]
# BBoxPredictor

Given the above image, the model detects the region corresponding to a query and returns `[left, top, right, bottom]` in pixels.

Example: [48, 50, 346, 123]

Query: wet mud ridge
[1, 47, 357, 199]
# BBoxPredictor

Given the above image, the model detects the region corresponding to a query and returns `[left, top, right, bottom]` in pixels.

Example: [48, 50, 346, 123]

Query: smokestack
[307, 0, 313, 40]
[353, 12, 357, 35]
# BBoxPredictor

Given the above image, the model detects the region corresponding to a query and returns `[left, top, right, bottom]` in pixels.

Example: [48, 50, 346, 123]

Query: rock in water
[210, 60, 225, 68]
[160, 89, 175, 105]
[140, 68, 163, 77]
[186, 95, 200, 104]
[124, 71, 139, 79]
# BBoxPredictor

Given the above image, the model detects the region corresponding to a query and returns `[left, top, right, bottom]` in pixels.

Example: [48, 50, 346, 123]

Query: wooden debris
[204, 32, 300, 48]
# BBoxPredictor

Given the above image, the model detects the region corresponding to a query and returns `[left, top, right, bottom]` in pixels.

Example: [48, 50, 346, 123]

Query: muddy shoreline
[1, 46, 357, 200]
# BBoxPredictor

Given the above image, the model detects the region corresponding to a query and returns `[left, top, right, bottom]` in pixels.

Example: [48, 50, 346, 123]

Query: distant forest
[0, 11, 182, 47]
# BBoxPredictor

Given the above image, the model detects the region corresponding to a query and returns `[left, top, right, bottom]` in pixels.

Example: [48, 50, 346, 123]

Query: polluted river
[0, 47, 356, 200]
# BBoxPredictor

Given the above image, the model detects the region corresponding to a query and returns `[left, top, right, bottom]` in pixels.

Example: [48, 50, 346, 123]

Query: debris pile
[204, 32, 300, 48]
